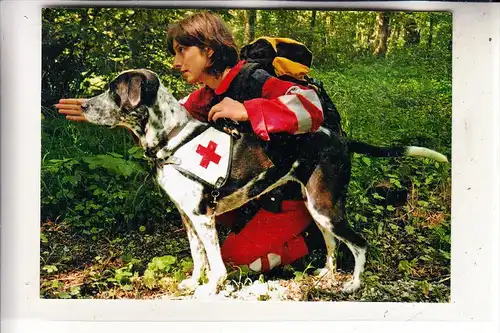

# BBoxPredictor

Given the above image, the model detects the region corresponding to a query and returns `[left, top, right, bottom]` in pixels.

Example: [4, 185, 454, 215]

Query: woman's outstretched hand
[55, 98, 87, 122]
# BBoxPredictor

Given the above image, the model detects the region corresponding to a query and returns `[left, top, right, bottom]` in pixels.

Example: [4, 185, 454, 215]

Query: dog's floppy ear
[127, 76, 143, 109]
[113, 70, 159, 110]
[114, 75, 141, 110]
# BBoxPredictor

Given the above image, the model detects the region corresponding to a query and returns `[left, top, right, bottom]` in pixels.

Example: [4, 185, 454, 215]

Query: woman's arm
[181, 77, 324, 142]
[243, 76, 324, 141]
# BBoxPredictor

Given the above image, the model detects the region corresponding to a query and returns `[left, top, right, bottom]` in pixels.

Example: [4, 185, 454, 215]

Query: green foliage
[41, 120, 178, 237]
[40, 9, 451, 301]
[42, 8, 451, 111]
[143, 255, 194, 289]
[42, 8, 193, 111]
[226, 265, 259, 290]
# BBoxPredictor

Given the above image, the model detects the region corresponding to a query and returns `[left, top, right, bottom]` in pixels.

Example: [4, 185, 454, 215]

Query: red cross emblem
[196, 140, 221, 169]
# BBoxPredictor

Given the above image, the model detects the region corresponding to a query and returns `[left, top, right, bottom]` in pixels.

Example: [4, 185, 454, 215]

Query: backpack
[239, 37, 345, 136]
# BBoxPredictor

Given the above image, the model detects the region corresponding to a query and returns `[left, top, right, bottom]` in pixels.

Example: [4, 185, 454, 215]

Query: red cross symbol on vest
[196, 140, 222, 168]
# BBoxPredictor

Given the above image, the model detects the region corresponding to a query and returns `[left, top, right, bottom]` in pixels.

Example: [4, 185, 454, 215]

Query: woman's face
[172, 40, 212, 84]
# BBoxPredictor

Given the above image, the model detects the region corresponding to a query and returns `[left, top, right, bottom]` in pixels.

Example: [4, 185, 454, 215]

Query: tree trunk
[374, 12, 391, 58]
[307, 10, 317, 49]
[245, 10, 257, 44]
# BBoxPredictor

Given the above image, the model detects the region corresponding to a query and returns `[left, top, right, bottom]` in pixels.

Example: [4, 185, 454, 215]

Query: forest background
[40, 8, 452, 301]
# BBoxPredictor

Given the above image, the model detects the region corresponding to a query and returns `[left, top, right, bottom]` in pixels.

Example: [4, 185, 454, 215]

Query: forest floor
[40, 219, 450, 302]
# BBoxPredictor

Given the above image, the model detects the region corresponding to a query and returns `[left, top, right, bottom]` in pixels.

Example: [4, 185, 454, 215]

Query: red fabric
[296, 93, 324, 131]
[260, 255, 271, 272]
[179, 61, 324, 141]
[196, 140, 222, 168]
[244, 98, 299, 139]
[220, 200, 312, 271]
[180, 87, 215, 122]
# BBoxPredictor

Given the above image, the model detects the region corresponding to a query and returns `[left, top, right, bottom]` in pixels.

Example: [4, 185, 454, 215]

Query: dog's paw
[341, 279, 361, 294]
[193, 284, 217, 299]
[178, 277, 199, 292]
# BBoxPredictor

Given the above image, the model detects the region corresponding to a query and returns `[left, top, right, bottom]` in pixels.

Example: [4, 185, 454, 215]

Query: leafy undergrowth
[40, 185, 451, 303]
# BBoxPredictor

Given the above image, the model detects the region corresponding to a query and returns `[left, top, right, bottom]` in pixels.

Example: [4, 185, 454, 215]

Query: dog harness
[161, 127, 233, 189]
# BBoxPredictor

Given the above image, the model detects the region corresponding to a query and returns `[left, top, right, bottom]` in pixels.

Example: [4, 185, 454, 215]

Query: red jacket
[180, 60, 324, 141]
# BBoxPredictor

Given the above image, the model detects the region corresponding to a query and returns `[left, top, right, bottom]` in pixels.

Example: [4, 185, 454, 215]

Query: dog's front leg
[185, 212, 227, 298]
[177, 212, 208, 292]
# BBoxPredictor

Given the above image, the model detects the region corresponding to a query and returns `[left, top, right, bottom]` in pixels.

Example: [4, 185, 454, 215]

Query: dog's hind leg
[177, 212, 208, 292]
[304, 195, 338, 280]
[331, 212, 367, 293]
[185, 212, 227, 298]
[302, 159, 347, 284]
[306, 195, 367, 293]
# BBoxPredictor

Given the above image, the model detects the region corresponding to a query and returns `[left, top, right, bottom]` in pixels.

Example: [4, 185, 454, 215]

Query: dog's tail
[348, 140, 449, 163]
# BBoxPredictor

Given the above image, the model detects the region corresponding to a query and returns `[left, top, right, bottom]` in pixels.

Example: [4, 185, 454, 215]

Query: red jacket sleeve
[243, 77, 324, 141]
[179, 86, 214, 122]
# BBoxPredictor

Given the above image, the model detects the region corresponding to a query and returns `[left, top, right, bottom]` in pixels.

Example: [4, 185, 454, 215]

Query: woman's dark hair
[167, 11, 240, 78]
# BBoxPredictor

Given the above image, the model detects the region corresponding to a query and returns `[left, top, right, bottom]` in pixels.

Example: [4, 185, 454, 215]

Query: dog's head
[82, 69, 160, 129]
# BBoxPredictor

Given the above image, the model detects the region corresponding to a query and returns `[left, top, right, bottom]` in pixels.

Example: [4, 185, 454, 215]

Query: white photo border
[1, 1, 499, 332]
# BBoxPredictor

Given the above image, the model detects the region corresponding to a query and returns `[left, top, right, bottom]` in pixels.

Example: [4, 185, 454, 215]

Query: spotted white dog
[80, 69, 448, 298]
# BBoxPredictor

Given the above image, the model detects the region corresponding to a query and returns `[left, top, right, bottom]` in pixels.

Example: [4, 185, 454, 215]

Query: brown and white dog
[80, 69, 448, 298]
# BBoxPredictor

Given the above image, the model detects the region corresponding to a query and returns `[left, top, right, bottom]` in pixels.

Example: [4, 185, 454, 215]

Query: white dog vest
[169, 127, 232, 188]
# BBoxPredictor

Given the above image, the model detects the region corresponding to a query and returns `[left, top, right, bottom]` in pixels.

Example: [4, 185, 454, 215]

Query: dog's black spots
[150, 118, 164, 131]
[264, 133, 308, 170]
[141, 77, 160, 106]
[151, 105, 164, 124]
[134, 126, 145, 141]
[303, 221, 327, 252]
[145, 147, 156, 158]
[294, 132, 349, 183]
[333, 221, 368, 249]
